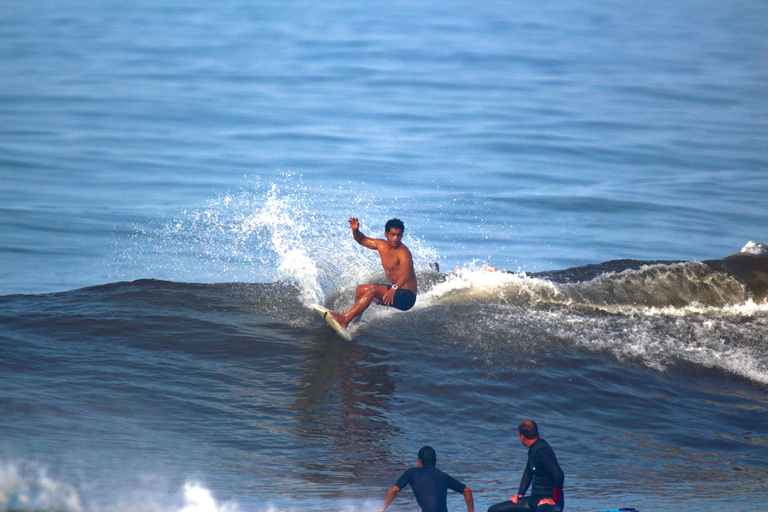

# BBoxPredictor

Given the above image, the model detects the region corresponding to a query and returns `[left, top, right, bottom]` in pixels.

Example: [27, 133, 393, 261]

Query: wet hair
[385, 218, 405, 233]
[418, 446, 437, 467]
[518, 420, 539, 440]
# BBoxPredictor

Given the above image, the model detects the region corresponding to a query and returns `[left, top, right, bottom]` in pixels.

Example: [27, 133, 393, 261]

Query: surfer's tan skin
[328, 217, 417, 329]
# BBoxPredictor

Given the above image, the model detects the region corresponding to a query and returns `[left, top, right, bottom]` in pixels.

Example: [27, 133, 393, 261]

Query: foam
[412, 263, 768, 384]
[178, 482, 239, 512]
[0, 461, 85, 512]
[740, 240, 768, 256]
[418, 260, 767, 318]
[638, 297, 768, 317]
[583, 314, 768, 384]
[457, 304, 768, 384]
[0, 463, 387, 512]
[417, 261, 555, 308]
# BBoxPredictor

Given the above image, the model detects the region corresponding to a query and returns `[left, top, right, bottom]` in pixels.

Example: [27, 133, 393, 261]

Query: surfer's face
[385, 228, 403, 248]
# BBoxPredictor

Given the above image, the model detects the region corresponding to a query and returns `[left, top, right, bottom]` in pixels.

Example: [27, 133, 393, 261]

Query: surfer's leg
[331, 284, 389, 328]
[487, 498, 533, 512]
[351, 284, 378, 322]
[533, 499, 563, 512]
[354, 285, 367, 303]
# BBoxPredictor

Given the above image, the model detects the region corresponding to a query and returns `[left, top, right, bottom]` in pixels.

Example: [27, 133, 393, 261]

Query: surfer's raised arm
[348, 217, 378, 250]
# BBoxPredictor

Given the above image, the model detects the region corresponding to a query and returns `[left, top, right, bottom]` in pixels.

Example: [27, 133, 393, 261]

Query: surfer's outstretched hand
[348, 217, 360, 230]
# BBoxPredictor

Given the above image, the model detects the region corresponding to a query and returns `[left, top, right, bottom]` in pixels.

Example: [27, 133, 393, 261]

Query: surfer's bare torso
[372, 229, 417, 294]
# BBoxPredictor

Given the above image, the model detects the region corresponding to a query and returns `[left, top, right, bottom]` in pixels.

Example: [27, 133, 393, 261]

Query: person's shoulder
[533, 438, 556, 454]
[425, 465, 451, 478]
[438, 468, 466, 488]
[396, 466, 417, 480]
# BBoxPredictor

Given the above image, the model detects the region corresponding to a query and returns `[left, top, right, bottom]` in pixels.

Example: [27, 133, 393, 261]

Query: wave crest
[421, 261, 762, 315]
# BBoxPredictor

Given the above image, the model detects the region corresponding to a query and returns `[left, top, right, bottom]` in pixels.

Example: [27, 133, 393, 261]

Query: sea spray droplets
[112, 174, 442, 307]
[112, 176, 335, 291]
[247, 183, 323, 305]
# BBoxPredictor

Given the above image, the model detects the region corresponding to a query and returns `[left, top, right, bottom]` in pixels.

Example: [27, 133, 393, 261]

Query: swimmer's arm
[376, 485, 401, 512]
[463, 487, 474, 512]
[515, 463, 532, 499]
[537, 449, 564, 506]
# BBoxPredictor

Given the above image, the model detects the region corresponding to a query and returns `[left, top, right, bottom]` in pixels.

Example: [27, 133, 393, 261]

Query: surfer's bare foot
[328, 310, 349, 329]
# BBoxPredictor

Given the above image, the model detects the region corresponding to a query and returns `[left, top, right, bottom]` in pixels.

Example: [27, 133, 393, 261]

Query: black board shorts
[380, 285, 417, 311]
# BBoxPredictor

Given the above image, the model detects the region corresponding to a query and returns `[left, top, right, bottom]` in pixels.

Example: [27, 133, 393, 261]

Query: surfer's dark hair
[418, 446, 437, 467]
[385, 218, 405, 233]
[518, 420, 539, 440]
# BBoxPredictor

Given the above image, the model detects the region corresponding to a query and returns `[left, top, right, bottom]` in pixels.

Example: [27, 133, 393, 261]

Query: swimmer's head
[418, 446, 437, 467]
[518, 420, 539, 440]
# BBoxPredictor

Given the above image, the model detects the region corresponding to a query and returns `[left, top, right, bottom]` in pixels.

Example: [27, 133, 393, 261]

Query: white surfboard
[312, 304, 353, 341]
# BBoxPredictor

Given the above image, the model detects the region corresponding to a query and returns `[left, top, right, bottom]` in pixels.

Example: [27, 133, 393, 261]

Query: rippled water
[1, 1, 767, 511]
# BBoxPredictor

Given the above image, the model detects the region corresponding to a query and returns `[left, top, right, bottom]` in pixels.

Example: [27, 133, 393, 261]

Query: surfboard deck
[312, 304, 353, 341]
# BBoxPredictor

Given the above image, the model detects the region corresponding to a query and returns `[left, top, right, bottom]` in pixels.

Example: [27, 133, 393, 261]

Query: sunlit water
[1, 1, 767, 511]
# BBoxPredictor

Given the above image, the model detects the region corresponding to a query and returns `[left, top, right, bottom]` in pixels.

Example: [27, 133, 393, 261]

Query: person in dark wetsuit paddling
[377, 446, 474, 512]
[488, 421, 565, 512]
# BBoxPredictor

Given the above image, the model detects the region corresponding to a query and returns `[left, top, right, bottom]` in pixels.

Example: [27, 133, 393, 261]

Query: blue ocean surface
[1, 1, 767, 511]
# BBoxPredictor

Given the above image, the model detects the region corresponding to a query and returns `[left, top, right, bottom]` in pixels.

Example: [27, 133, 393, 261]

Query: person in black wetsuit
[377, 446, 474, 512]
[488, 421, 565, 512]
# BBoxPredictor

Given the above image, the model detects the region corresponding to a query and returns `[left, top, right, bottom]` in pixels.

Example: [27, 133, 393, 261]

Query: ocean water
[1, 1, 767, 511]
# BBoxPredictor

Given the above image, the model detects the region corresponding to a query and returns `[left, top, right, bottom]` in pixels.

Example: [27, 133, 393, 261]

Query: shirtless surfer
[327, 218, 417, 329]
